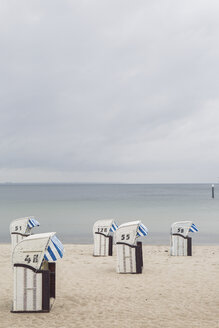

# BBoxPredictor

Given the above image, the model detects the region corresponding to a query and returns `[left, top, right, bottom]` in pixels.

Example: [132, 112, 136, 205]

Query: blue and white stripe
[44, 235, 64, 262]
[189, 223, 198, 233]
[28, 218, 40, 229]
[137, 223, 148, 237]
[110, 222, 118, 232]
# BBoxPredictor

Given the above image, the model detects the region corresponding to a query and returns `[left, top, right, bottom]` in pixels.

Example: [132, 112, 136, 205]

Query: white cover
[93, 219, 116, 236]
[170, 221, 193, 237]
[10, 217, 39, 251]
[12, 232, 56, 270]
[115, 220, 141, 246]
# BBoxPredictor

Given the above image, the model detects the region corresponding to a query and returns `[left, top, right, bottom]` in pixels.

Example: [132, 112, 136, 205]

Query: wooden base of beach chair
[12, 263, 56, 313]
[170, 234, 192, 256]
[93, 233, 113, 256]
[116, 241, 143, 274]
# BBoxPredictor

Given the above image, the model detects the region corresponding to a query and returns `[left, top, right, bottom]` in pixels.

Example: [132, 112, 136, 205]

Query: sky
[0, 0, 219, 183]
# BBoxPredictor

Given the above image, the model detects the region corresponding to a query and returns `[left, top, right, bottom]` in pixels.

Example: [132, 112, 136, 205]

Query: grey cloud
[0, 0, 219, 182]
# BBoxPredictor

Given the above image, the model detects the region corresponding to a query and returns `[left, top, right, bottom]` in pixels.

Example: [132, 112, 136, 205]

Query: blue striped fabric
[27, 218, 40, 229]
[44, 235, 64, 262]
[137, 223, 148, 237]
[47, 246, 57, 261]
[44, 254, 49, 261]
[189, 223, 198, 233]
[110, 222, 118, 232]
[51, 235, 64, 257]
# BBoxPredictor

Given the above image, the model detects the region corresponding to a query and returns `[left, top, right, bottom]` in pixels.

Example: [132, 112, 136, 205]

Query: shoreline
[2, 240, 219, 245]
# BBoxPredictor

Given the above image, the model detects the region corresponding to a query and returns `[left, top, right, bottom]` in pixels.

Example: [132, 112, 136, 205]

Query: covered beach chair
[10, 217, 40, 251]
[12, 232, 64, 313]
[170, 221, 198, 256]
[115, 220, 148, 274]
[93, 219, 118, 256]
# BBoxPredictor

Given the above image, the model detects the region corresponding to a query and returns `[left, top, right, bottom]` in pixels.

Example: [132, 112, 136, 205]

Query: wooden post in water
[212, 184, 214, 198]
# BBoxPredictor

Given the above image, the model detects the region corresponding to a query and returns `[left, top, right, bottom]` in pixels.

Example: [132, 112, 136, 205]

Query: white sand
[0, 244, 218, 328]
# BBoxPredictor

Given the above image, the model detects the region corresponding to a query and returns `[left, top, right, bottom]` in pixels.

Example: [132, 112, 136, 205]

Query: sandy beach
[0, 244, 218, 328]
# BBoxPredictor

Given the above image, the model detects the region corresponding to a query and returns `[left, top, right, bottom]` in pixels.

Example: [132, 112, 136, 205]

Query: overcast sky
[0, 0, 219, 183]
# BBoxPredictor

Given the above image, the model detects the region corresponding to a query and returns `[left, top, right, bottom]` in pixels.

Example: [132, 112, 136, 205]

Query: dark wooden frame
[11, 232, 30, 237]
[187, 237, 192, 256]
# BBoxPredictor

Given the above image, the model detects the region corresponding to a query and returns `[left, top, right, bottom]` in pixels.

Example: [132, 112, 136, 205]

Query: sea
[0, 183, 218, 245]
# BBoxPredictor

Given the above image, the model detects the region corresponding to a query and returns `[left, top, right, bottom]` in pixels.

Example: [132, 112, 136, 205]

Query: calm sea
[0, 183, 218, 244]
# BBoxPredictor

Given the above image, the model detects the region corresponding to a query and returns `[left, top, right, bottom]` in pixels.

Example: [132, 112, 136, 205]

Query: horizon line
[0, 181, 217, 185]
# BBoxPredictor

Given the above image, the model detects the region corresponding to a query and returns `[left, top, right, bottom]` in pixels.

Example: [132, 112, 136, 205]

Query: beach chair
[170, 221, 198, 256]
[11, 232, 64, 313]
[93, 219, 118, 256]
[115, 220, 148, 274]
[10, 217, 40, 251]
